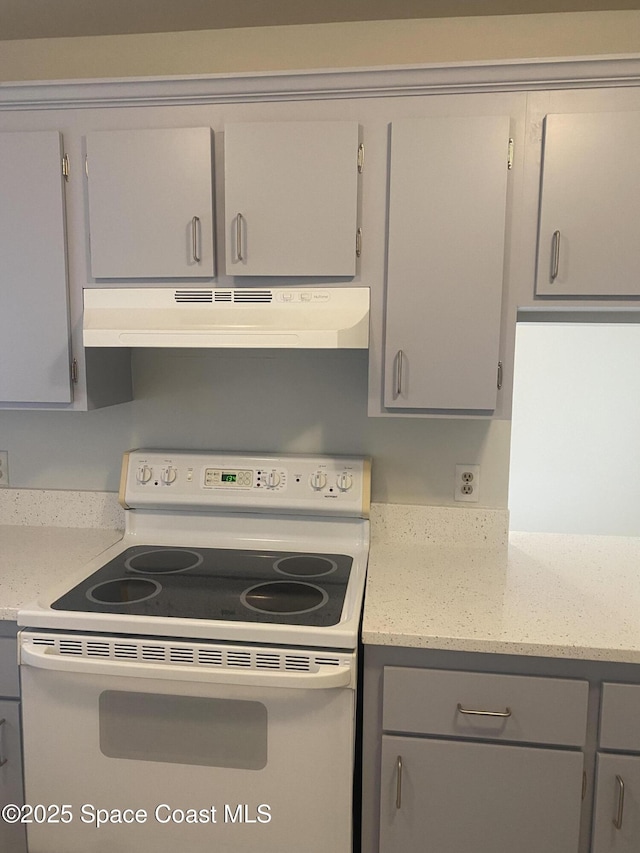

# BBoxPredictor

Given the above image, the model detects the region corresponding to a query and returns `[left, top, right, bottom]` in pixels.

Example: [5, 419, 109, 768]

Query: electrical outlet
[0, 451, 8, 487]
[455, 464, 479, 503]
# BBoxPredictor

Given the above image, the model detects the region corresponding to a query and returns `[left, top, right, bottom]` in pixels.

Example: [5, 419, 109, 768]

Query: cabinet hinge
[507, 138, 514, 170]
[355, 227, 363, 258]
[71, 358, 79, 384]
[357, 142, 365, 173]
[497, 361, 503, 390]
[62, 153, 70, 181]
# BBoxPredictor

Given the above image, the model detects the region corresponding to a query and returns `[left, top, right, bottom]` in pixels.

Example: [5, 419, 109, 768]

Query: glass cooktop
[51, 545, 353, 627]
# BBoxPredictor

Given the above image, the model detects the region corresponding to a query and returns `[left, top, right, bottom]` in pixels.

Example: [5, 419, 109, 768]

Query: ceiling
[1, 0, 638, 41]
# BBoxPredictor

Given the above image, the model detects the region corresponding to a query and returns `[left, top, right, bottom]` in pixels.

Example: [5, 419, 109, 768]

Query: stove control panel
[121, 450, 371, 518]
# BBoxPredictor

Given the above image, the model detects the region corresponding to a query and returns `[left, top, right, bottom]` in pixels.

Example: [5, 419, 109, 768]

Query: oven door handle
[20, 644, 354, 689]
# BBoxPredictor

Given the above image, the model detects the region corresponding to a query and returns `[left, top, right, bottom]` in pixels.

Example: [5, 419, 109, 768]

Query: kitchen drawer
[600, 682, 640, 751]
[383, 667, 588, 747]
[0, 631, 19, 698]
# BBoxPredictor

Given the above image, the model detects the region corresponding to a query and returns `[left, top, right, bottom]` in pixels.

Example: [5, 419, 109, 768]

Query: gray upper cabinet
[86, 127, 215, 279]
[383, 115, 510, 413]
[224, 121, 360, 277]
[0, 131, 72, 404]
[536, 111, 640, 298]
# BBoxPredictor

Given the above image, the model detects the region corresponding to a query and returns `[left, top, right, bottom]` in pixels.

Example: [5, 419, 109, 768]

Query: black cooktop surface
[51, 545, 353, 626]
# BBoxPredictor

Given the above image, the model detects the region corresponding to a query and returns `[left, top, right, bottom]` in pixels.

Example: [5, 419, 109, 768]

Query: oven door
[19, 631, 356, 853]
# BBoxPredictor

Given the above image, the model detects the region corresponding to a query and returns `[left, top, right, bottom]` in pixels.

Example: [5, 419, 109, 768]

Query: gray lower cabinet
[592, 754, 640, 852]
[365, 662, 589, 853]
[380, 735, 584, 853]
[0, 700, 26, 853]
[0, 626, 26, 853]
[591, 683, 640, 852]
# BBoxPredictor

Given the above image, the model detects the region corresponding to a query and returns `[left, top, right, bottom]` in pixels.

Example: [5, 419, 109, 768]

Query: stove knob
[136, 464, 152, 484]
[336, 472, 353, 492]
[161, 465, 177, 485]
[310, 471, 327, 491]
[265, 470, 281, 489]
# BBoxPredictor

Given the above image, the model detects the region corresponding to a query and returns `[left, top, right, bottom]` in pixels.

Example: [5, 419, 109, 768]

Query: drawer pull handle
[396, 756, 403, 810]
[613, 774, 625, 830]
[456, 703, 512, 718]
[0, 718, 7, 767]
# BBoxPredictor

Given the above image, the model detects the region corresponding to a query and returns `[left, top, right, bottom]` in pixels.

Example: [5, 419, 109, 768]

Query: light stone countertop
[2, 491, 640, 664]
[0, 488, 125, 621]
[364, 504, 640, 663]
[0, 526, 123, 621]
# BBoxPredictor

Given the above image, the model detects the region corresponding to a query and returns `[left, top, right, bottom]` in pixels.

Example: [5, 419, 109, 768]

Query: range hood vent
[83, 286, 369, 349]
[174, 290, 275, 304]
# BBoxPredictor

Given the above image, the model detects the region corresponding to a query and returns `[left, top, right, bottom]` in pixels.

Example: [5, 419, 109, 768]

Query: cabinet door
[0, 701, 27, 853]
[224, 121, 359, 276]
[86, 127, 214, 278]
[592, 753, 640, 852]
[0, 131, 72, 404]
[380, 735, 583, 853]
[383, 116, 510, 412]
[536, 111, 640, 297]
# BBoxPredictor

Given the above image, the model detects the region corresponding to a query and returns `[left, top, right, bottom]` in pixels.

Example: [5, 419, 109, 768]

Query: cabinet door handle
[191, 216, 201, 263]
[396, 756, 403, 809]
[456, 703, 512, 718]
[551, 229, 561, 281]
[613, 774, 625, 830]
[395, 350, 404, 398]
[0, 718, 7, 767]
[236, 213, 244, 262]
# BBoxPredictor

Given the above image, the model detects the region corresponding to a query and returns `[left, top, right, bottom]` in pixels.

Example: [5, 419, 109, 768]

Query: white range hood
[83, 286, 369, 349]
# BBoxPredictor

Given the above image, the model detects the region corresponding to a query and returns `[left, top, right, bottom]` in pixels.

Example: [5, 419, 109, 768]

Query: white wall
[509, 322, 640, 534]
[2, 12, 640, 81]
[0, 350, 511, 505]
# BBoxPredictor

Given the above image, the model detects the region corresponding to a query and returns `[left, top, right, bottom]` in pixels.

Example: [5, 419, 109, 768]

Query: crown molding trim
[2, 55, 640, 110]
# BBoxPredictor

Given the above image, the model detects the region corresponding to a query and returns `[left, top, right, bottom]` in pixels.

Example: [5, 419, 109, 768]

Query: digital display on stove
[51, 546, 353, 627]
[204, 468, 253, 488]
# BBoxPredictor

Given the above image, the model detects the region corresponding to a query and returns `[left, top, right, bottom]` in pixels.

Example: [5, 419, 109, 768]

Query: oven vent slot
[214, 291, 232, 302]
[255, 653, 280, 670]
[314, 656, 341, 667]
[285, 655, 312, 672]
[31, 637, 55, 647]
[141, 644, 165, 661]
[170, 647, 195, 664]
[197, 648, 223, 666]
[86, 641, 110, 657]
[174, 290, 214, 303]
[113, 643, 138, 659]
[226, 651, 252, 668]
[59, 639, 83, 656]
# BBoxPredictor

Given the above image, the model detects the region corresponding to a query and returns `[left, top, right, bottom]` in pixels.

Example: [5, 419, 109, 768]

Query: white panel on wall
[509, 322, 640, 535]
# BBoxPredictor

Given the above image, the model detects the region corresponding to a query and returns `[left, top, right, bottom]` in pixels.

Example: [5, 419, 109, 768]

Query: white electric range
[18, 449, 371, 853]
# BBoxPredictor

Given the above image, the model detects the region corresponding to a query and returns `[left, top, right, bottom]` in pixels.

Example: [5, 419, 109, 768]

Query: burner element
[125, 548, 203, 575]
[87, 578, 162, 605]
[241, 581, 329, 615]
[274, 555, 338, 578]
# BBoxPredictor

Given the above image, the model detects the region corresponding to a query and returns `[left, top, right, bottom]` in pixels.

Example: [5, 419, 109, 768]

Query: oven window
[99, 691, 267, 769]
